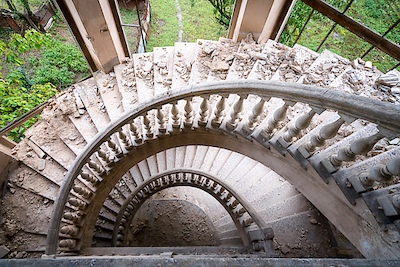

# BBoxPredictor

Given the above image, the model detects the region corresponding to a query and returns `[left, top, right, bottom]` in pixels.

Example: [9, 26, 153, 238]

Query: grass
[146, 0, 227, 52]
[280, 0, 400, 72]
[119, 8, 140, 54]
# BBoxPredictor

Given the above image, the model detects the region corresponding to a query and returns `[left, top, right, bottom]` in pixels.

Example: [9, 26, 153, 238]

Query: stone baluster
[60, 225, 79, 236]
[73, 186, 93, 198]
[242, 217, 254, 227]
[88, 160, 105, 175]
[97, 149, 113, 165]
[261, 102, 289, 139]
[324, 132, 384, 172]
[143, 113, 154, 138]
[184, 99, 194, 127]
[68, 198, 87, 209]
[80, 172, 99, 184]
[63, 212, 82, 223]
[304, 117, 345, 154]
[211, 96, 226, 127]
[226, 95, 245, 130]
[157, 108, 167, 134]
[171, 103, 180, 131]
[118, 128, 133, 150]
[198, 97, 210, 127]
[359, 156, 400, 187]
[108, 139, 123, 158]
[243, 98, 266, 134]
[392, 194, 400, 209]
[129, 122, 143, 144]
[283, 110, 316, 143]
[230, 199, 239, 209]
[235, 207, 246, 218]
[59, 239, 76, 248]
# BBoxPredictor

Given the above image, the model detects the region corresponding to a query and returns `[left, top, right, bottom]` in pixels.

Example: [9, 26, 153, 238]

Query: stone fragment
[310, 219, 318, 224]
[203, 44, 216, 54]
[211, 58, 229, 71]
[365, 61, 373, 69]
[389, 138, 400, 145]
[157, 62, 167, 68]
[281, 245, 290, 254]
[38, 158, 46, 171]
[143, 62, 153, 73]
[0, 246, 10, 259]
[234, 52, 250, 60]
[391, 87, 400, 94]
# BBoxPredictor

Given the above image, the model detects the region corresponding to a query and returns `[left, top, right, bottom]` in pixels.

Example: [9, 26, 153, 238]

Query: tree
[4, 0, 45, 33]
[205, 0, 235, 28]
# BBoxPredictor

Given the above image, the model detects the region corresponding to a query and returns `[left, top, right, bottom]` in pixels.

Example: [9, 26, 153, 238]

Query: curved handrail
[111, 169, 270, 247]
[46, 80, 400, 255]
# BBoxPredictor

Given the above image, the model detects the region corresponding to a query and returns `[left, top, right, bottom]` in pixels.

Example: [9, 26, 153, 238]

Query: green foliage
[0, 30, 58, 142]
[204, 0, 234, 28]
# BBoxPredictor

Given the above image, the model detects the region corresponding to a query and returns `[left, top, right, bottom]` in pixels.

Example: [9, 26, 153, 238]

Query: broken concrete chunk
[203, 44, 216, 54]
[365, 61, 373, 69]
[234, 52, 251, 60]
[211, 57, 230, 71]
[38, 158, 46, 171]
[376, 72, 399, 87]
[0, 246, 10, 259]
[143, 62, 153, 73]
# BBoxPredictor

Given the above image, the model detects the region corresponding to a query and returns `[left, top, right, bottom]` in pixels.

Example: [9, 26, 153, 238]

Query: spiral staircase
[1, 36, 400, 265]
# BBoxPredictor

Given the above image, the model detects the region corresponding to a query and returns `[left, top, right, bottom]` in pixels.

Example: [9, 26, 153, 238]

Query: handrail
[46, 80, 400, 255]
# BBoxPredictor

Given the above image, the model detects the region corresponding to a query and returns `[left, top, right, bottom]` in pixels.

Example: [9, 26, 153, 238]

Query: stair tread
[189, 40, 218, 85]
[74, 78, 111, 131]
[208, 149, 232, 175]
[172, 42, 197, 89]
[154, 46, 174, 95]
[166, 147, 176, 170]
[183, 145, 197, 168]
[24, 120, 76, 169]
[132, 52, 155, 103]
[146, 155, 159, 177]
[114, 60, 139, 111]
[156, 151, 167, 173]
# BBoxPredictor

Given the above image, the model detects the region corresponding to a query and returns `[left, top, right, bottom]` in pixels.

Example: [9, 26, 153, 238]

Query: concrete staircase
[1, 36, 400, 259]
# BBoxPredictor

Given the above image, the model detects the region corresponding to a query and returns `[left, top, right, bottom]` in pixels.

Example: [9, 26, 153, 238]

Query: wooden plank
[301, 0, 400, 61]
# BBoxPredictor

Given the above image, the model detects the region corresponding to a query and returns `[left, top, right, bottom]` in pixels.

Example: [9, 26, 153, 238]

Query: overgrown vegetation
[280, 0, 400, 72]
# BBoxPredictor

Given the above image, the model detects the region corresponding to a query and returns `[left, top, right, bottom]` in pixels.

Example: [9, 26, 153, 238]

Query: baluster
[171, 103, 180, 131]
[88, 160, 105, 175]
[359, 156, 400, 187]
[261, 102, 289, 140]
[143, 113, 154, 138]
[118, 128, 133, 150]
[108, 139, 123, 158]
[303, 117, 345, 154]
[235, 207, 246, 218]
[242, 217, 254, 227]
[243, 98, 266, 134]
[80, 172, 99, 184]
[324, 132, 384, 173]
[60, 225, 79, 236]
[129, 121, 143, 144]
[157, 108, 167, 134]
[283, 110, 316, 143]
[226, 95, 245, 130]
[63, 212, 82, 223]
[59, 239, 76, 248]
[68, 198, 87, 209]
[73, 186, 93, 198]
[184, 99, 194, 127]
[97, 149, 113, 165]
[211, 96, 226, 127]
[198, 97, 210, 127]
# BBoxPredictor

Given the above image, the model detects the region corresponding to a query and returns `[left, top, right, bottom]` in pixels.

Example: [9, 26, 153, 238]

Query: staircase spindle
[226, 95, 245, 130]
[80, 172, 99, 184]
[325, 132, 384, 172]
[157, 108, 167, 134]
[73, 186, 93, 198]
[359, 156, 400, 187]
[129, 121, 143, 144]
[108, 139, 123, 158]
[243, 98, 266, 134]
[88, 160, 105, 175]
[60, 225, 79, 236]
[262, 103, 289, 139]
[63, 212, 82, 223]
[304, 117, 345, 154]
[198, 97, 210, 127]
[283, 110, 316, 143]
[68, 198, 87, 209]
[59, 239, 76, 248]
[211, 96, 226, 127]
[118, 129, 133, 150]
[184, 99, 194, 127]
[143, 113, 154, 138]
[97, 149, 113, 165]
[171, 103, 181, 131]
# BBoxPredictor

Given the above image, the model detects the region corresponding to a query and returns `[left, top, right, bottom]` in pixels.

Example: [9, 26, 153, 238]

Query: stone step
[129, 165, 145, 187]
[208, 148, 233, 176]
[183, 145, 197, 168]
[216, 152, 246, 180]
[132, 52, 155, 103]
[175, 146, 186, 169]
[154, 46, 174, 95]
[93, 70, 124, 121]
[218, 228, 241, 240]
[219, 236, 244, 247]
[199, 146, 220, 173]
[191, 145, 209, 169]
[156, 151, 167, 173]
[172, 42, 197, 89]
[146, 155, 159, 177]
[137, 159, 152, 181]
[74, 78, 111, 131]
[114, 59, 139, 111]
[189, 40, 218, 85]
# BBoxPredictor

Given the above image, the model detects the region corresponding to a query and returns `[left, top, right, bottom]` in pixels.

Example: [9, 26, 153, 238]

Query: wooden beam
[301, 0, 400, 61]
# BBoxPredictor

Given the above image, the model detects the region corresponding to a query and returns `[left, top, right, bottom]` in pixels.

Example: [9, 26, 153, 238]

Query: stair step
[41, 92, 87, 155]
[218, 228, 241, 239]
[172, 42, 197, 89]
[175, 146, 186, 169]
[8, 164, 59, 201]
[250, 181, 299, 211]
[14, 139, 67, 185]
[191, 146, 209, 169]
[230, 162, 270, 192]
[24, 120, 76, 169]
[114, 60, 138, 111]
[129, 164, 145, 187]
[183, 145, 197, 168]
[166, 148, 176, 170]
[153, 46, 174, 95]
[243, 170, 287, 203]
[156, 151, 167, 173]
[216, 152, 245, 180]
[74, 78, 111, 131]
[219, 236, 244, 247]
[137, 159, 151, 181]
[200, 147, 220, 172]
[146, 155, 159, 177]
[132, 52, 155, 103]
[223, 155, 258, 183]
[189, 40, 218, 85]
[209, 149, 232, 176]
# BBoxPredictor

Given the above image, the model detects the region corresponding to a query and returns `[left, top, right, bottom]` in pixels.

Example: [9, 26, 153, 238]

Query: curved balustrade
[46, 81, 400, 255]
